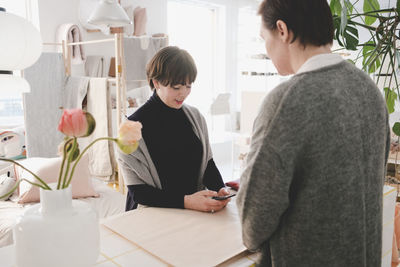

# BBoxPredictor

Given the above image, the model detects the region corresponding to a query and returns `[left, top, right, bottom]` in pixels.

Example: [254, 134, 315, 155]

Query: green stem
[350, 20, 377, 31]
[332, 47, 347, 52]
[352, 36, 376, 63]
[0, 158, 51, 190]
[376, 48, 389, 86]
[364, 43, 386, 72]
[65, 137, 117, 187]
[389, 49, 399, 96]
[0, 178, 49, 200]
[348, 8, 396, 18]
[62, 137, 77, 188]
[57, 138, 73, 189]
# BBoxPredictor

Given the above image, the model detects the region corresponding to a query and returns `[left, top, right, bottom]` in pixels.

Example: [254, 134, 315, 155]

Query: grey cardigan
[117, 104, 212, 191]
[237, 61, 390, 267]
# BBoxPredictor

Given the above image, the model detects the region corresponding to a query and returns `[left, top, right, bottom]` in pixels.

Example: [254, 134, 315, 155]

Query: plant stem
[57, 138, 73, 189]
[376, 48, 389, 86]
[0, 158, 51, 190]
[0, 178, 48, 200]
[348, 8, 396, 18]
[350, 20, 377, 31]
[65, 137, 117, 187]
[62, 137, 77, 188]
[389, 49, 399, 96]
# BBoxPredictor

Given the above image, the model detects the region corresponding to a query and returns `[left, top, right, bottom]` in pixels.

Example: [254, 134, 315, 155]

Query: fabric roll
[24, 53, 66, 158]
[133, 7, 147, 36]
[86, 78, 113, 180]
[56, 23, 86, 65]
[123, 37, 168, 81]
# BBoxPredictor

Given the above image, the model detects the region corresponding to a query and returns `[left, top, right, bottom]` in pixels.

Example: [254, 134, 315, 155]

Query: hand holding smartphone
[212, 193, 236, 201]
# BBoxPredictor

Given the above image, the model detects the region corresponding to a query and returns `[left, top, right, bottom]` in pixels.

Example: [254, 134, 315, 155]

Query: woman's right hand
[184, 190, 230, 212]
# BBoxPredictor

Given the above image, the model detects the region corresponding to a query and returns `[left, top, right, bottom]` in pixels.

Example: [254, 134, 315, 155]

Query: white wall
[36, 0, 259, 113]
[38, 0, 167, 57]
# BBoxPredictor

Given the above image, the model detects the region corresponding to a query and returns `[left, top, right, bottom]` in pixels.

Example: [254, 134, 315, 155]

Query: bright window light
[167, 1, 225, 117]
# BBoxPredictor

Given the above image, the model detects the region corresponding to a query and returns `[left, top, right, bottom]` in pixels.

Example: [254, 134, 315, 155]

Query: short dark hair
[146, 46, 197, 90]
[258, 0, 334, 47]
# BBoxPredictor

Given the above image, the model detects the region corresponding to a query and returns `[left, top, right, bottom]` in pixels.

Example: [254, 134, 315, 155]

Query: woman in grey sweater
[236, 0, 390, 266]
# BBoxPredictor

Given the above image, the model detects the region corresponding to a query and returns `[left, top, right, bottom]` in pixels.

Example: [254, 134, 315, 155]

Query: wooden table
[0, 223, 257, 267]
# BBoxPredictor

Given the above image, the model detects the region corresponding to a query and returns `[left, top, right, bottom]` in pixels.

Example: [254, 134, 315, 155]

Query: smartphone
[212, 193, 236, 201]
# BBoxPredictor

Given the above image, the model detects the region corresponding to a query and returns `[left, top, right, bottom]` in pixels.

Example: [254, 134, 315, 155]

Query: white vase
[14, 183, 99, 267]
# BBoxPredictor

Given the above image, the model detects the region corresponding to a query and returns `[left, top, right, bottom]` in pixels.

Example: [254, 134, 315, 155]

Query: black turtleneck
[125, 91, 225, 210]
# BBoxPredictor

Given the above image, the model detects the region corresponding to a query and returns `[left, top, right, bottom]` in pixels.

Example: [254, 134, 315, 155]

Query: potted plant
[0, 108, 142, 267]
[329, 0, 399, 179]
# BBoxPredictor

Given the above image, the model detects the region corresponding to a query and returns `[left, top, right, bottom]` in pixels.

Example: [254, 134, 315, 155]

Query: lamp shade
[0, 74, 30, 96]
[87, 0, 132, 27]
[0, 11, 42, 71]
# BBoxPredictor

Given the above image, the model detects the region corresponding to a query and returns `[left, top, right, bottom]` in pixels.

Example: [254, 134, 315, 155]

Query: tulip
[117, 121, 142, 154]
[0, 110, 144, 198]
[58, 109, 96, 137]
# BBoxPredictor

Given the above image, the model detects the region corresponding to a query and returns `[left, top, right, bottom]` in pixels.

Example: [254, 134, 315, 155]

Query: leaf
[384, 87, 397, 114]
[344, 0, 354, 13]
[340, 2, 348, 34]
[397, 0, 400, 14]
[330, 0, 342, 16]
[393, 122, 400, 137]
[333, 17, 359, 50]
[363, 0, 380, 25]
[362, 41, 381, 73]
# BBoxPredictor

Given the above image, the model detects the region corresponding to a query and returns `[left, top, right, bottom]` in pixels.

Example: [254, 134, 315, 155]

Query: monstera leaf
[363, 0, 380, 25]
[333, 15, 359, 50]
[393, 122, 400, 137]
[384, 87, 397, 114]
[397, 0, 400, 13]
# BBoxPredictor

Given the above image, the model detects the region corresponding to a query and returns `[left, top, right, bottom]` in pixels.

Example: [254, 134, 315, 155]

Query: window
[167, 0, 226, 122]
[0, 97, 24, 127]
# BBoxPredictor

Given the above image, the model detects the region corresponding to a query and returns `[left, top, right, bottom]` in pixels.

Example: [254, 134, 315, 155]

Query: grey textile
[236, 61, 390, 267]
[24, 53, 65, 157]
[117, 104, 212, 191]
[123, 37, 168, 81]
[85, 56, 105, 77]
[63, 76, 90, 109]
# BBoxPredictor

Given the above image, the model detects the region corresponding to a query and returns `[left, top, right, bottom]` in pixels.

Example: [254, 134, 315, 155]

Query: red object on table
[225, 179, 240, 191]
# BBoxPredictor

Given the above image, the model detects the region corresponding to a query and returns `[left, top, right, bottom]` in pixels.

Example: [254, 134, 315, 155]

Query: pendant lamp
[0, 8, 42, 94]
[87, 0, 132, 27]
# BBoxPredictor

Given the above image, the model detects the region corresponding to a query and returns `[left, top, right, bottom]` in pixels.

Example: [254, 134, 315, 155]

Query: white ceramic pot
[14, 183, 99, 267]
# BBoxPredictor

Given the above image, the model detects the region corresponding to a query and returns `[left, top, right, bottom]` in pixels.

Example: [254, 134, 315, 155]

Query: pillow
[15, 154, 99, 203]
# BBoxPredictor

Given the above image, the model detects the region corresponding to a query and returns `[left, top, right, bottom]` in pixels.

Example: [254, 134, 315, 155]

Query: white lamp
[0, 7, 42, 94]
[87, 0, 132, 27]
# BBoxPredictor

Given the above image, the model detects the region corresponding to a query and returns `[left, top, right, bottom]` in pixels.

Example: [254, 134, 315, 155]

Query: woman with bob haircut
[118, 46, 231, 213]
[236, 0, 389, 266]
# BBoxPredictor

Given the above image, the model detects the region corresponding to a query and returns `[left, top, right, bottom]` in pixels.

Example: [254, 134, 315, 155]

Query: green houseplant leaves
[330, 0, 399, 136]
[363, 0, 380, 25]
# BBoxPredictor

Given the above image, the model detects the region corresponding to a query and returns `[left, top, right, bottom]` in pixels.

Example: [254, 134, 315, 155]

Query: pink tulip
[58, 109, 95, 137]
[117, 121, 142, 154]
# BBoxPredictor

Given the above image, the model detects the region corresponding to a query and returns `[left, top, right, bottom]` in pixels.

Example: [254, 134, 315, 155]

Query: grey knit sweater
[236, 61, 390, 267]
